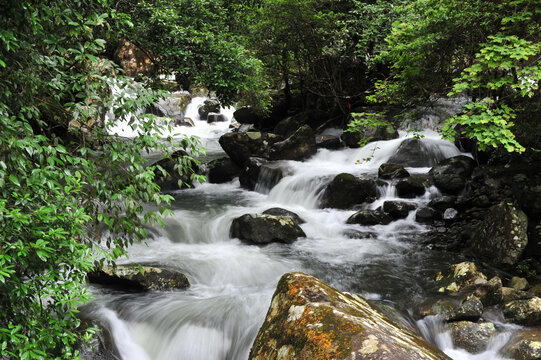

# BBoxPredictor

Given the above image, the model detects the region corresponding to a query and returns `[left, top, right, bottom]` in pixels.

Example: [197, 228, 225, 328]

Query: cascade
[83, 96, 515, 360]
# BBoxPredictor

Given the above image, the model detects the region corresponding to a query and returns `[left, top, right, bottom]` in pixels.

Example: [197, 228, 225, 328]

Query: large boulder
[88, 264, 189, 291]
[249, 272, 451, 360]
[219, 132, 283, 167]
[435, 262, 487, 293]
[443, 296, 483, 322]
[342, 123, 399, 148]
[468, 202, 529, 267]
[346, 209, 392, 226]
[319, 173, 378, 209]
[273, 116, 302, 137]
[388, 139, 444, 167]
[153, 150, 199, 191]
[206, 157, 240, 183]
[415, 207, 440, 224]
[396, 176, 427, 198]
[269, 125, 317, 161]
[429, 155, 476, 194]
[153, 92, 192, 125]
[239, 157, 283, 193]
[315, 134, 342, 150]
[197, 98, 221, 120]
[234, 107, 261, 125]
[502, 328, 541, 360]
[378, 163, 410, 180]
[503, 297, 541, 326]
[230, 214, 305, 244]
[262, 208, 304, 225]
[447, 321, 496, 354]
[383, 201, 417, 220]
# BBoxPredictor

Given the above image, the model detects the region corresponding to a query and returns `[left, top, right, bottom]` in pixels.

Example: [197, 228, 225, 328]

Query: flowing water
[83, 96, 518, 359]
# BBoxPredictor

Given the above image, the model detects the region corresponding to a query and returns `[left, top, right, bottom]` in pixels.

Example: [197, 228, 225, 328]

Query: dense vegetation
[0, 0, 539, 358]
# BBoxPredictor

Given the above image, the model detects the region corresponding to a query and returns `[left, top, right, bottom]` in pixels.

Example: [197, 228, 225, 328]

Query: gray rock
[233, 107, 261, 125]
[501, 328, 541, 360]
[502, 287, 533, 303]
[219, 132, 283, 167]
[428, 196, 456, 211]
[269, 125, 317, 161]
[447, 321, 496, 354]
[415, 207, 440, 224]
[346, 209, 392, 226]
[197, 98, 220, 120]
[315, 134, 342, 150]
[444, 296, 483, 322]
[206, 157, 240, 183]
[230, 214, 306, 244]
[383, 201, 416, 220]
[319, 173, 378, 209]
[388, 139, 444, 167]
[468, 202, 529, 267]
[473, 276, 504, 307]
[262, 208, 304, 225]
[510, 276, 530, 291]
[396, 176, 427, 198]
[249, 272, 452, 360]
[503, 297, 541, 326]
[206, 112, 226, 123]
[378, 163, 410, 180]
[443, 208, 458, 220]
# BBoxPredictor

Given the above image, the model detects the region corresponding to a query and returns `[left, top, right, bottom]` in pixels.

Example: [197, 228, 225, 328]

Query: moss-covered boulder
[503, 297, 541, 326]
[378, 163, 410, 180]
[468, 202, 529, 267]
[447, 321, 496, 354]
[262, 208, 305, 225]
[230, 214, 306, 245]
[435, 262, 487, 293]
[269, 125, 317, 161]
[249, 272, 451, 360]
[502, 328, 541, 360]
[319, 173, 378, 209]
[88, 264, 189, 291]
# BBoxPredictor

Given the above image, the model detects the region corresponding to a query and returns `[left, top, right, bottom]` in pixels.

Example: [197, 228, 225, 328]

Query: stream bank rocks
[88, 264, 190, 291]
[319, 173, 378, 209]
[249, 272, 451, 360]
[230, 213, 305, 244]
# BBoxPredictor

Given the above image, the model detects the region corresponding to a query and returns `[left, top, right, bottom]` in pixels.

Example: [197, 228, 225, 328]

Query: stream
[83, 96, 519, 360]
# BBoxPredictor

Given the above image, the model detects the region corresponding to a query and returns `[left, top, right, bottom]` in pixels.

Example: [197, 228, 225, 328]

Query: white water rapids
[83, 96, 518, 360]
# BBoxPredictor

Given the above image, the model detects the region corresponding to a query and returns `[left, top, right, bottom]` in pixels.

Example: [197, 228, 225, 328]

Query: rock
[269, 125, 317, 161]
[415, 207, 440, 224]
[429, 155, 475, 194]
[78, 324, 117, 360]
[432, 174, 467, 194]
[447, 321, 496, 354]
[503, 297, 541, 326]
[530, 284, 541, 298]
[502, 287, 533, 303]
[148, 92, 192, 125]
[206, 112, 226, 123]
[197, 98, 221, 120]
[396, 176, 427, 198]
[513, 183, 541, 220]
[443, 208, 458, 221]
[378, 163, 410, 180]
[233, 107, 261, 125]
[219, 132, 282, 167]
[346, 209, 392, 226]
[262, 208, 304, 225]
[388, 139, 445, 167]
[249, 272, 451, 360]
[510, 277, 530, 291]
[444, 296, 483, 322]
[502, 328, 541, 360]
[473, 276, 504, 307]
[239, 157, 283, 192]
[383, 201, 416, 220]
[417, 299, 458, 319]
[88, 264, 190, 291]
[342, 122, 399, 148]
[468, 202, 529, 267]
[319, 173, 378, 209]
[153, 150, 199, 191]
[273, 116, 301, 137]
[230, 214, 306, 244]
[428, 196, 456, 211]
[436, 262, 487, 293]
[206, 157, 240, 183]
[315, 134, 342, 150]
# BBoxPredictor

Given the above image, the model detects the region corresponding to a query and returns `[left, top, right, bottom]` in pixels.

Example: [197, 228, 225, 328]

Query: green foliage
[345, 112, 390, 147]
[0, 1, 203, 358]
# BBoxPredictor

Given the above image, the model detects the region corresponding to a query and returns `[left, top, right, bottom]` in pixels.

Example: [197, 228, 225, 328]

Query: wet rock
[262, 208, 304, 225]
[368, 301, 420, 335]
[417, 299, 458, 319]
[388, 139, 442, 167]
[510, 277, 530, 291]
[315, 134, 342, 150]
[396, 176, 427, 198]
[473, 276, 504, 307]
[444, 296, 483, 322]
[249, 272, 451, 360]
[503, 297, 541, 326]
[530, 284, 541, 298]
[443, 208, 458, 221]
[436, 262, 487, 293]
[206, 157, 240, 184]
[269, 125, 317, 161]
[447, 321, 496, 354]
[219, 132, 282, 167]
[197, 98, 220, 120]
[233, 107, 261, 125]
[502, 328, 541, 360]
[383, 201, 416, 220]
[273, 116, 301, 137]
[428, 196, 456, 211]
[319, 173, 378, 209]
[147, 92, 192, 125]
[78, 324, 117, 360]
[346, 209, 392, 226]
[206, 112, 226, 123]
[342, 122, 399, 148]
[432, 174, 467, 194]
[415, 207, 440, 224]
[239, 157, 283, 192]
[230, 214, 306, 245]
[468, 202, 529, 267]
[429, 155, 476, 178]
[378, 163, 410, 180]
[502, 287, 533, 303]
[513, 182, 541, 220]
[153, 150, 199, 191]
[88, 264, 190, 291]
